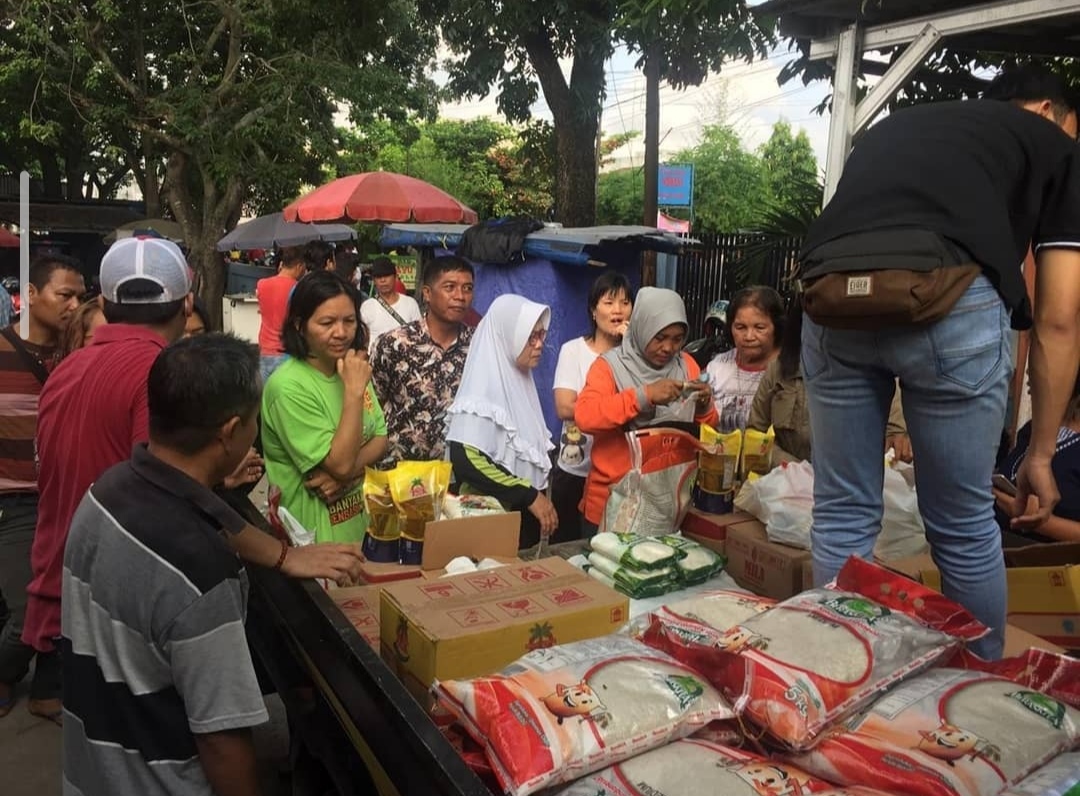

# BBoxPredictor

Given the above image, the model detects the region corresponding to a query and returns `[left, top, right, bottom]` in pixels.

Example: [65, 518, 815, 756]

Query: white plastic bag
[734, 460, 815, 549]
[878, 458, 929, 559]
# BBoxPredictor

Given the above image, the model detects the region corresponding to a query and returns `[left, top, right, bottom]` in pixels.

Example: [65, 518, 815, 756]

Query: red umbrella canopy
[0, 228, 19, 248]
[283, 171, 478, 225]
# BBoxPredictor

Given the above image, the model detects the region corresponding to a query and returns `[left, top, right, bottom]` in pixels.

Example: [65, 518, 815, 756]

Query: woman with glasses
[445, 294, 557, 549]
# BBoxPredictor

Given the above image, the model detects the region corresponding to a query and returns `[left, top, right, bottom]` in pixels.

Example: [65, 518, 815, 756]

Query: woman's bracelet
[273, 538, 290, 571]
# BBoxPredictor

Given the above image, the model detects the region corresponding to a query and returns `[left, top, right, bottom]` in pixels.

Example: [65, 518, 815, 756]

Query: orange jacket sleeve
[575, 357, 644, 433]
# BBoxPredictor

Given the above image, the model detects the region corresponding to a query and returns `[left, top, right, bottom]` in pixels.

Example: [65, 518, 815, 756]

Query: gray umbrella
[216, 213, 356, 252]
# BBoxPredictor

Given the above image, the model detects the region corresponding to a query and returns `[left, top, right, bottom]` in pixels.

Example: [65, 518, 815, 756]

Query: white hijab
[446, 294, 554, 489]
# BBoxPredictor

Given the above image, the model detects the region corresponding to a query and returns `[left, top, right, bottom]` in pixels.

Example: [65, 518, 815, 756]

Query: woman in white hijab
[446, 294, 558, 548]
[575, 287, 717, 534]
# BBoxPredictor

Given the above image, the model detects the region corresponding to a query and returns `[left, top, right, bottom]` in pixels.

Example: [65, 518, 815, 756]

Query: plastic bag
[601, 428, 703, 536]
[551, 738, 837, 796]
[434, 635, 733, 796]
[788, 654, 1080, 796]
[387, 460, 451, 564]
[877, 459, 929, 559]
[703, 557, 988, 749]
[998, 752, 1080, 796]
[734, 460, 815, 549]
[586, 566, 674, 599]
[441, 493, 505, 519]
[586, 552, 677, 595]
[361, 468, 400, 562]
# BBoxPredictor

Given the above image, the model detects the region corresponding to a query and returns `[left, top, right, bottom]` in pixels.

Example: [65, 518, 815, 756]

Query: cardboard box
[683, 532, 726, 558]
[725, 520, 811, 601]
[359, 512, 521, 584]
[801, 557, 815, 593]
[329, 585, 382, 648]
[379, 557, 629, 703]
[1003, 624, 1066, 657]
[680, 509, 753, 544]
[886, 544, 1080, 649]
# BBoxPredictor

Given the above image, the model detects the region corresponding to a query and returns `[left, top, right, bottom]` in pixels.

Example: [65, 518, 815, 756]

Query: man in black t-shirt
[798, 68, 1080, 660]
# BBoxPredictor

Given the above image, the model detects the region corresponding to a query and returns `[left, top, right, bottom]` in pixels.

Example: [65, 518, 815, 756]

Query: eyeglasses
[527, 328, 547, 347]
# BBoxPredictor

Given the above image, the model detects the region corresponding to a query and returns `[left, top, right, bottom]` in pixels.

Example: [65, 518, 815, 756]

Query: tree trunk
[39, 153, 63, 199]
[142, 138, 161, 217]
[189, 232, 225, 330]
[553, 113, 600, 227]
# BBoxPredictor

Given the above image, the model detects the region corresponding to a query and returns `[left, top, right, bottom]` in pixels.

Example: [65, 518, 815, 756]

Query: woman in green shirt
[262, 271, 387, 543]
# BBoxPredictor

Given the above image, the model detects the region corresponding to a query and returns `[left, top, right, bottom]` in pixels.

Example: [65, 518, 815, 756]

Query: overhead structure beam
[809, 0, 1080, 60]
[823, 24, 860, 204]
[854, 24, 943, 134]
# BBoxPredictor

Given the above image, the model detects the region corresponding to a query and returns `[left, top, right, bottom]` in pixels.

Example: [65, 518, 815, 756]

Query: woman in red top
[575, 287, 718, 531]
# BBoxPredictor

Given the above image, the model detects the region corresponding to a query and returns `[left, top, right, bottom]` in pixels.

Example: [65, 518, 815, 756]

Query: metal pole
[642, 44, 661, 286]
[823, 24, 860, 205]
[20, 172, 28, 339]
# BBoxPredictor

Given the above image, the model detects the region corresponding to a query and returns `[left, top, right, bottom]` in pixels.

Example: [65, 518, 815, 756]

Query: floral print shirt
[371, 316, 473, 465]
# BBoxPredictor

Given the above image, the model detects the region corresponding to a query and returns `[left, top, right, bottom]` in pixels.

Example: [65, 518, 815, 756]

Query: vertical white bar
[823, 24, 860, 206]
[19, 171, 29, 338]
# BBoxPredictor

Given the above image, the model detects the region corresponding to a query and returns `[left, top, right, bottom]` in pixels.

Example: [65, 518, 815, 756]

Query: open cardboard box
[359, 512, 521, 584]
[885, 542, 1080, 650]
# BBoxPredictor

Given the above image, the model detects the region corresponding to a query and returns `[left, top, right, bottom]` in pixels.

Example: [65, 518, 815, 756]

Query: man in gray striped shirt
[61, 334, 268, 796]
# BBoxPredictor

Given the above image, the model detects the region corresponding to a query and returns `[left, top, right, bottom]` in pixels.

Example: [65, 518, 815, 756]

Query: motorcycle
[685, 299, 733, 369]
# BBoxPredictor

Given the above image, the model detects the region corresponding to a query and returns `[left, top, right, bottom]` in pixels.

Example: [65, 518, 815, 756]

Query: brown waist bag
[800, 230, 981, 330]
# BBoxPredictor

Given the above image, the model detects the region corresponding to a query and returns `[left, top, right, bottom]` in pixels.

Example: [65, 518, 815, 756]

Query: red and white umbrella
[283, 171, 478, 225]
[0, 228, 19, 248]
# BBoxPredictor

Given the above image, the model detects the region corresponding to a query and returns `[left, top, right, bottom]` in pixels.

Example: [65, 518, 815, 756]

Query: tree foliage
[423, 0, 774, 227]
[9, 0, 438, 323]
[332, 118, 555, 220]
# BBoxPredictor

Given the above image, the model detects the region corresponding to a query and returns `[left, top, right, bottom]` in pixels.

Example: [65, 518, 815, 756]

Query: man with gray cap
[24, 238, 362, 699]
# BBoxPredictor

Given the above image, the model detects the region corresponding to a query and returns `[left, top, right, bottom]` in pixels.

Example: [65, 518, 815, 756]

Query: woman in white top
[551, 272, 633, 540]
[706, 286, 785, 433]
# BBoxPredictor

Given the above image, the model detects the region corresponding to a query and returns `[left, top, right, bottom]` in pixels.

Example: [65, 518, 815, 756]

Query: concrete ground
[0, 678, 291, 796]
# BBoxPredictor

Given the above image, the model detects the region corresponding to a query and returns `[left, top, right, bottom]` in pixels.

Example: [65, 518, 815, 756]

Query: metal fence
[676, 232, 803, 334]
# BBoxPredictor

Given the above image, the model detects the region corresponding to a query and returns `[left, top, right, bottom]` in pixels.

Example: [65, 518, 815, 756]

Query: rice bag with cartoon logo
[433, 634, 733, 796]
[388, 460, 451, 564]
[361, 468, 400, 563]
[551, 737, 838, 796]
[707, 557, 987, 750]
[635, 590, 775, 669]
[786, 659, 1080, 796]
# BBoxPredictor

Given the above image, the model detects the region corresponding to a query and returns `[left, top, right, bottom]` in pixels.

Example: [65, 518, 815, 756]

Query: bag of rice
[590, 531, 684, 570]
[707, 557, 987, 749]
[586, 552, 677, 596]
[656, 534, 726, 584]
[787, 658, 1080, 796]
[998, 752, 1080, 796]
[550, 737, 837, 796]
[635, 590, 776, 670]
[433, 634, 733, 796]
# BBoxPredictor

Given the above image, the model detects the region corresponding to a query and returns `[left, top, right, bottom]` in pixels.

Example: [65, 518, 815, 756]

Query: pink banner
[656, 211, 691, 233]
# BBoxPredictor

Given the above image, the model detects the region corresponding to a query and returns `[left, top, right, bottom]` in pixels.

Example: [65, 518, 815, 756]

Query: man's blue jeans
[802, 275, 1011, 659]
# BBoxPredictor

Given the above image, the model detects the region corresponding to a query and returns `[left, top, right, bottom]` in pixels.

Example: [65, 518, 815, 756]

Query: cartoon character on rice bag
[541, 681, 608, 726]
[717, 625, 769, 653]
[916, 721, 1002, 767]
[729, 760, 814, 796]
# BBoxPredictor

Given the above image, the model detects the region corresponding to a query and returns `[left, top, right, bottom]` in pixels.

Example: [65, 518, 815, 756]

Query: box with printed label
[329, 585, 382, 648]
[886, 542, 1080, 650]
[724, 519, 811, 601]
[379, 557, 629, 704]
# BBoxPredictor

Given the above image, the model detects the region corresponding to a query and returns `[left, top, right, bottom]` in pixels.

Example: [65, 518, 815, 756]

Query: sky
[436, 41, 834, 174]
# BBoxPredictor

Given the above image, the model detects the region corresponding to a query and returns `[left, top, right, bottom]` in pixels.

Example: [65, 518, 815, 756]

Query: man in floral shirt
[371, 256, 476, 464]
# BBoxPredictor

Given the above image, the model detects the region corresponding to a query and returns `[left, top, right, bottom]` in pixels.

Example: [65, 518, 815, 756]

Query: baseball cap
[100, 236, 192, 304]
[370, 257, 397, 277]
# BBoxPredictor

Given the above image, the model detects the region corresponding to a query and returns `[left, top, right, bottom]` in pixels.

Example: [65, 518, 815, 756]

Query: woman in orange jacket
[575, 287, 718, 533]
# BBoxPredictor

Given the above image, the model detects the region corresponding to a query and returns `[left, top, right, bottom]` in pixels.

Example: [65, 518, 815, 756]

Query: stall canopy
[383, 224, 695, 440]
[755, 0, 1080, 200]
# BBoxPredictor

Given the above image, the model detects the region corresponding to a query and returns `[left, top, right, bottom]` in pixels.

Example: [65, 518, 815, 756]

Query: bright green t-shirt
[262, 357, 387, 544]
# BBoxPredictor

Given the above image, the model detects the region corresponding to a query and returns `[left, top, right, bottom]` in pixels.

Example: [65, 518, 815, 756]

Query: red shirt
[256, 274, 296, 355]
[23, 324, 167, 652]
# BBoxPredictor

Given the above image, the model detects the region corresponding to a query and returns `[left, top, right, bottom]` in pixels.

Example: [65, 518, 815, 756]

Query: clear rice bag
[587, 551, 675, 591]
[998, 752, 1080, 796]
[788, 655, 1080, 796]
[704, 557, 988, 749]
[656, 534, 726, 584]
[590, 531, 684, 571]
[550, 737, 838, 796]
[433, 634, 733, 796]
[585, 566, 674, 599]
